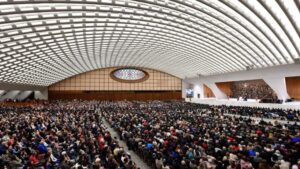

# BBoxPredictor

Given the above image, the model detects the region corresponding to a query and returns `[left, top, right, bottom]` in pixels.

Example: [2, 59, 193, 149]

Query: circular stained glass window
[111, 68, 149, 82]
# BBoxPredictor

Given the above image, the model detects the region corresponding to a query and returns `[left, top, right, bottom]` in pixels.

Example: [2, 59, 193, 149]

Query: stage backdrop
[216, 79, 276, 99]
[48, 67, 182, 100]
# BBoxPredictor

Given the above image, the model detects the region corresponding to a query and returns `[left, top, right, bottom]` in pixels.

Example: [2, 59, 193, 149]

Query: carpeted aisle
[101, 118, 151, 169]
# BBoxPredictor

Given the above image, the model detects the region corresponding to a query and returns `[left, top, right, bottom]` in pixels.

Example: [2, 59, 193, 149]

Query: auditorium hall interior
[1, 0, 300, 169]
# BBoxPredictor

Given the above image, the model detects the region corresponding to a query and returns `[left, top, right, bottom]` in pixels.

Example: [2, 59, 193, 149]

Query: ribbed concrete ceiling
[0, 0, 299, 86]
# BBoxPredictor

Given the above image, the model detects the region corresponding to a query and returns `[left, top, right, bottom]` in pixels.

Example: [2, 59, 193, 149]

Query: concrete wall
[0, 90, 6, 97]
[15, 91, 33, 101]
[0, 82, 48, 100]
[193, 83, 204, 99]
[181, 80, 189, 99]
[264, 77, 290, 101]
[0, 91, 21, 101]
[34, 89, 48, 100]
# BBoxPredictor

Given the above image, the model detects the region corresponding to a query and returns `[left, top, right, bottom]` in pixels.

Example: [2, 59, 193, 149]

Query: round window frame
[110, 68, 149, 83]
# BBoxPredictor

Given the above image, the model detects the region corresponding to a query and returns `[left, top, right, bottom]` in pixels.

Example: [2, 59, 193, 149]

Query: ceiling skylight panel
[61, 24, 72, 29]
[0, 0, 296, 85]
[41, 35, 51, 40]
[0, 7, 15, 13]
[38, 44, 47, 48]
[70, 5, 83, 11]
[44, 20, 58, 25]
[45, 39, 54, 43]
[35, 26, 46, 31]
[57, 13, 68, 17]
[8, 16, 23, 22]
[280, 0, 300, 35]
[240, 0, 295, 60]
[12, 45, 22, 50]
[72, 18, 84, 23]
[227, 21, 281, 63]
[51, 30, 61, 34]
[53, 34, 63, 38]
[6, 41, 17, 47]
[262, 0, 300, 58]
[48, 25, 59, 30]
[40, 13, 54, 18]
[22, 57, 31, 62]
[75, 31, 84, 35]
[256, 2, 298, 59]
[1, 48, 10, 53]
[30, 21, 44, 26]
[73, 23, 83, 27]
[27, 46, 38, 51]
[55, 38, 64, 41]
[0, 24, 13, 30]
[14, 22, 29, 29]
[24, 14, 39, 19]
[19, 28, 32, 34]
[37, 6, 52, 11]
[18, 4, 34, 12]
[218, 0, 292, 63]
[52, 5, 68, 10]
[0, 37, 11, 43]
[58, 18, 71, 23]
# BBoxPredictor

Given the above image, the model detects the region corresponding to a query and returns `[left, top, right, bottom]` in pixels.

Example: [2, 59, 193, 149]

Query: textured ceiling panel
[0, 0, 299, 86]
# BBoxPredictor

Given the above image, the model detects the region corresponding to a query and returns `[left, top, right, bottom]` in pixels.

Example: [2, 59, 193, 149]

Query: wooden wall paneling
[48, 91, 182, 101]
[49, 67, 182, 92]
[286, 76, 300, 100]
[203, 84, 215, 98]
[216, 82, 233, 98]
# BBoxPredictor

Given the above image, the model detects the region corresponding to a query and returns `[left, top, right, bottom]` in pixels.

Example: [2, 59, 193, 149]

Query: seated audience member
[1, 100, 299, 169]
[0, 100, 137, 169]
[101, 101, 300, 169]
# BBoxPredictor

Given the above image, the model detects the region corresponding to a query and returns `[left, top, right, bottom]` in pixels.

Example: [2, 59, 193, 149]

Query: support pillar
[263, 77, 290, 101]
[34, 89, 48, 100]
[204, 82, 227, 99]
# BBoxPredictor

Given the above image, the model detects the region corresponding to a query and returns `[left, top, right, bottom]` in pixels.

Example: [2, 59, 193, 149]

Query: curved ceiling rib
[0, 0, 299, 86]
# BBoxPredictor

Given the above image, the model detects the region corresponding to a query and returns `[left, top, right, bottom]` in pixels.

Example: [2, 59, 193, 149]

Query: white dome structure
[0, 0, 299, 86]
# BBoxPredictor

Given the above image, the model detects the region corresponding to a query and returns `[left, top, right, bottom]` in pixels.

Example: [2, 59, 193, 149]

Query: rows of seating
[0, 100, 137, 169]
[101, 101, 300, 169]
[1, 100, 300, 169]
[212, 105, 300, 121]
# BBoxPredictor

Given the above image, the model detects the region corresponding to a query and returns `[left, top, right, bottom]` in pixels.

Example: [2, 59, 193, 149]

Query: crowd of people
[101, 101, 300, 169]
[1, 99, 300, 169]
[214, 105, 300, 121]
[231, 80, 277, 102]
[0, 100, 137, 169]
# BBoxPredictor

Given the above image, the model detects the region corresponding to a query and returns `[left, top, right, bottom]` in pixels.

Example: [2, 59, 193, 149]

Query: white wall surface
[15, 91, 33, 101]
[0, 90, 5, 97]
[181, 80, 189, 98]
[264, 77, 290, 101]
[34, 89, 48, 100]
[0, 90, 47, 101]
[193, 84, 204, 99]
[0, 90, 21, 101]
